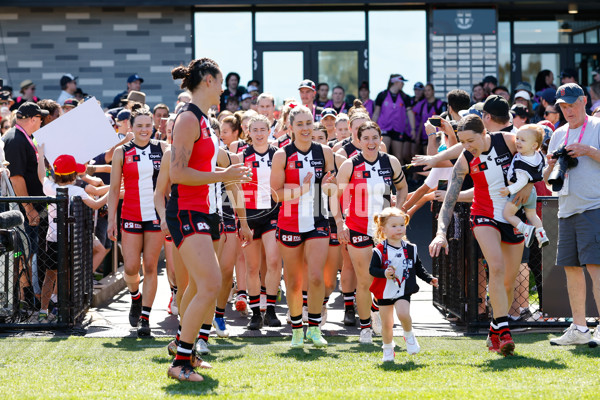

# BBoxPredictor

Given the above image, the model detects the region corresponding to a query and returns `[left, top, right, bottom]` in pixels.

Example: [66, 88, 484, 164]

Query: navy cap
[555, 83, 584, 104]
[413, 82, 425, 90]
[127, 74, 144, 83]
[321, 108, 337, 119]
[60, 74, 77, 87]
[482, 75, 498, 85]
[560, 68, 577, 79]
[539, 87, 556, 105]
[116, 109, 131, 121]
[483, 95, 510, 118]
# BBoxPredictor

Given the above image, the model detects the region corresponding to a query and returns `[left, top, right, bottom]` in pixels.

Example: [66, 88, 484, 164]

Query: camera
[548, 145, 578, 192]
[428, 117, 442, 127]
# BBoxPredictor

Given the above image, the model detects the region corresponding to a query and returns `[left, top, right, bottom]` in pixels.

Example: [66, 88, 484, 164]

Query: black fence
[431, 197, 580, 333]
[0, 187, 94, 330]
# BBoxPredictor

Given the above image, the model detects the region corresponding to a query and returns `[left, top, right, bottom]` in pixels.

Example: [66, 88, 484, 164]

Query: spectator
[1, 119, 10, 135]
[115, 109, 131, 138]
[358, 81, 373, 118]
[536, 87, 557, 121]
[37, 99, 62, 127]
[324, 86, 349, 114]
[73, 88, 85, 102]
[560, 68, 592, 113]
[225, 96, 239, 113]
[592, 68, 600, 83]
[247, 79, 260, 91]
[152, 103, 169, 139]
[482, 75, 498, 96]
[471, 82, 486, 103]
[108, 74, 144, 109]
[315, 83, 329, 108]
[482, 95, 512, 132]
[510, 104, 529, 131]
[256, 92, 275, 128]
[412, 83, 446, 154]
[446, 88, 471, 121]
[240, 93, 253, 111]
[590, 81, 600, 113]
[412, 82, 425, 105]
[0, 91, 14, 112]
[492, 86, 511, 102]
[513, 82, 534, 102]
[57, 74, 78, 105]
[220, 72, 246, 112]
[534, 69, 556, 94]
[177, 91, 191, 106]
[62, 98, 79, 113]
[546, 83, 600, 346]
[298, 79, 323, 122]
[12, 80, 39, 110]
[514, 91, 535, 121]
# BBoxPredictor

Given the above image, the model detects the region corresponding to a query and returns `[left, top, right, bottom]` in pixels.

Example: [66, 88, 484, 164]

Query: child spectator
[36, 144, 108, 322]
[499, 125, 549, 248]
[369, 208, 438, 362]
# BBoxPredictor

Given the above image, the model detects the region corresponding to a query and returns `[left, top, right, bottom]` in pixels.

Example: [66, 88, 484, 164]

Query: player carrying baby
[368, 207, 438, 362]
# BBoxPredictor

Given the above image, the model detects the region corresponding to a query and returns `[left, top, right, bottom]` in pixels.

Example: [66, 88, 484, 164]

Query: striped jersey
[242, 144, 278, 210]
[463, 132, 513, 223]
[121, 139, 163, 221]
[345, 152, 394, 237]
[169, 103, 219, 214]
[277, 142, 328, 232]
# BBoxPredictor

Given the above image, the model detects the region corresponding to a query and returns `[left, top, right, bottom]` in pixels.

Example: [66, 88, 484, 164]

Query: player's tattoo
[437, 160, 467, 235]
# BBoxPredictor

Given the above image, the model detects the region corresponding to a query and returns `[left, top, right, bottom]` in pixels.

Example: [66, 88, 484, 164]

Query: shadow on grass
[478, 354, 567, 371]
[102, 336, 156, 351]
[377, 360, 423, 372]
[345, 344, 383, 354]
[278, 347, 339, 361]
[569, 345, 600, 358]
[163, 374, 219, 395]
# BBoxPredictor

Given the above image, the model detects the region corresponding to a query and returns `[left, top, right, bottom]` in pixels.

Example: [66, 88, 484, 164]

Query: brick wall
[0, 6, 192, 109]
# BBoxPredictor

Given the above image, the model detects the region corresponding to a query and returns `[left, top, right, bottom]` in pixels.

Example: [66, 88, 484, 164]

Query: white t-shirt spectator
[43, 178, 89, 242]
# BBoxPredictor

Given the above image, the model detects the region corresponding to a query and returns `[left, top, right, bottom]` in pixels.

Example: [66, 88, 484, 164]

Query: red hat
[53, 155, 86, 175]
[537, 120, 555, 132]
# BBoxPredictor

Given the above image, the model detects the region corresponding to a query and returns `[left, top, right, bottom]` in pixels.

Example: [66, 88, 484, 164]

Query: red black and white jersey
[242, 144, 278, 210]
[342, 140, 361, 158]
[233, 139, 250, 154]
[345, 152, 394, 237]
[463, 132, 513, 222]
[169, 103, 219, 214]
[121, 139, 163, 222]
[276, 133, 292, 148]
[278, 142, 328, 233]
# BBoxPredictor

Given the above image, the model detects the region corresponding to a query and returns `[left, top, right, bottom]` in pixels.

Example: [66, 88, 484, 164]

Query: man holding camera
[545, 83, 600, 346]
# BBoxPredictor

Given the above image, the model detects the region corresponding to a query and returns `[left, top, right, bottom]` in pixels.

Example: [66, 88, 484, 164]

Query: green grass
[1, 334, 600, 399]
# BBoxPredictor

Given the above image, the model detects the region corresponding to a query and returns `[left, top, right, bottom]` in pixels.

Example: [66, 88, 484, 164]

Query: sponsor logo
[268, 161, 272, 167]
[331, 233, 338, 240]
[197, 222, 210, 231]
[125, 156, 133, 164]
[295, 161, 304, 169]
[476, 217, 491, 224]
[149, 153, 162, 160]
[281, 234, 301, 242]
[352, 235, 370, 244]
[378, 168, 392, 176]
[132, 154, 141, 162]
[252, 161, 260, 168]
[363, 171, 371, 178]
[310, 160, 324, 167]
[153, 220, 159, 225]
[270, 220, 277, 225]
[201, 127, 210, 139]
[124, 222, 142, 229]
[513, 227, 521, 235]
[495, 153, 511, 165]
[317, 227, 326, 231]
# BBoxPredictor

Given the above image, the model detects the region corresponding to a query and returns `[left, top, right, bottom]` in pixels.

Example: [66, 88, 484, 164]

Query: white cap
[515, 90, 531, 101]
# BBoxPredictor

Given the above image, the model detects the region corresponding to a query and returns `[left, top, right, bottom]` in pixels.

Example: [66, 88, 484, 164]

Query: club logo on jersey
[310, 160, 324, 167]
[384, 177, 392, 186]
[378, 168, 392, 176]
[471, 162, 488, 173]
[197, 222, 210, 231]
[149, 153, 162, 160]
[495, 153, 511, 165]
[125, 156, 133, 164]
[252, 161, 260, 168]
[153, 160, 161, 170]
[315, 168, 323, 179]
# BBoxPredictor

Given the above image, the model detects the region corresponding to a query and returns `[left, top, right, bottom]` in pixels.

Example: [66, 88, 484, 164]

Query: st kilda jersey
[278, 142, 328, 233]
[233, 139, 250, 154]
[276, 133, 292, 148]
[169, 103, 219, 214]
[463, 132, 513, 223]
[507, 151, 545, 184]
[342, 140, 361, 158]
[121, 139, 163, 221]
[242, 144, 278, 210]
[345, 152, 394, 237]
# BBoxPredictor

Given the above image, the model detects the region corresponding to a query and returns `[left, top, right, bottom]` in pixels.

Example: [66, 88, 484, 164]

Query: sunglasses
[544, 111, 558, 115]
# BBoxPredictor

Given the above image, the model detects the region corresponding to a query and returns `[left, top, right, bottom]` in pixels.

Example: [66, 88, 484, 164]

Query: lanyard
[564, 116, 588, 146]
[16, 124, 37, 156]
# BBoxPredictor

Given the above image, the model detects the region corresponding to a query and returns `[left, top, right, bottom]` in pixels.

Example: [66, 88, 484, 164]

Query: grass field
[1, 334, 600, 399]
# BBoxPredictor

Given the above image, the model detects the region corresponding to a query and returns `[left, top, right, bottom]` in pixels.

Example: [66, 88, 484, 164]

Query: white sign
[34, 97, 120, 165]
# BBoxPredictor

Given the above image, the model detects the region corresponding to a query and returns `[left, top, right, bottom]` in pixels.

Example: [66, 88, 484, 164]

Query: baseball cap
[20, 79, 34, 91]
[539, 88, 556, 105]
[247, 85, 259, 93]
[127, 74, 144, 83]
[359, 81, 369, 90]
[413, 82, 425, 90]
[514, 90, 531, 102]
[482, 95, 509, 118]
[510, 104, 529, 119]
[16, 102, 49, 119]
[460, 102, 484, 118]
[555, 83, 584, 104]
[537, 120, 556, 133]
[321, 108, 337, 119]
[116, 109, 131, 121]
[53, 154, 86, 176]
[592, 68, 600, 77]
[560, 68, 577, 79]
[241, 93, 253, 101]
[514, 81, 533, 95]
[63, 98, 79, 108]
[60, 74, 77, 87]
[482, 75, 498, 85]
[298, 79, 316, 91]
[390, 75, 408, 83]
[0, 91, 13, 102]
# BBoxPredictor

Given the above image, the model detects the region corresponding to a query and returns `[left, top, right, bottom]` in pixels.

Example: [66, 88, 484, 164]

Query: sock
[323, 296, 329, 306]
[404, 329, 414, 338]
[197, 324, 211, 342]
[489, 320, 499, 337]
[175, 324, 181, 344]
[496, 316, 510, 337]
[140, 306, 151, 322]
[171, 286, 178, 295]
[39, 308, 48, 315]
[382, 342, 395, 350]
[215, 307, 225, 319]
[130, 290, 141, 302]
[515, 221, 525, 234]
[291, 314, 303, 330]
[308, 312, 321, 327]
[302, 291, 308, 307]
[237, 289, 247, 299]
[173, 340, 193, 367]
[343, 292, 355, 311]
[249, 295, 261, 315]
[260, 286, 267, 296]
[575, 324, 589, 333]
[266, 294, 277, 312]
[371, 298, 379, 313]
[360, 317, 372, 330]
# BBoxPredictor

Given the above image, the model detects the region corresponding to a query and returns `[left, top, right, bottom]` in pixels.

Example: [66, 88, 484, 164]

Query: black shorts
[381, 130, 403, 142]
[39, 241, 59, 271]
[470, 215, 524, 245]
[276, 219, 330, 248]
[378, 294, 411, 306]
[329, 219, 340, 246]
[348, 229, 374, 248]
[221, 216, 237, 234]
[166, 209, 221, 248]
[121, 218, 161, 234]
[242, 208, 279, 240]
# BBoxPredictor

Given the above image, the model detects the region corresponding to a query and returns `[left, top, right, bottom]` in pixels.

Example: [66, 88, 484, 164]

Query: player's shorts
[243, 208, 279, 240]
[470, 215, 524, 245]
[329, 218, 340, 246]
[121, 218, 161, 234]
[166, 209, 221, 248]
[276, 219, 330, 248]
[348, 228, 374, 248]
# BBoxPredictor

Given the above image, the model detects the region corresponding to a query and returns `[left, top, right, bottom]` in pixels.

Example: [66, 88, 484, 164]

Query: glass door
[317, 50, 359, 100]
[262, 51, 305, 107]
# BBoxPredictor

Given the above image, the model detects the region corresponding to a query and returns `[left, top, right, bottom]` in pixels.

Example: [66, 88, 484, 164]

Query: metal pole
[55, 187, 70, 325]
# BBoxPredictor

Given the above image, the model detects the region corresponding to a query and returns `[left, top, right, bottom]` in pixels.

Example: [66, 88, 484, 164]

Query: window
[255, 12, 365, 42]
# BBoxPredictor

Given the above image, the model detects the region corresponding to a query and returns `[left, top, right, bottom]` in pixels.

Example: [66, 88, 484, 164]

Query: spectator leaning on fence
[545, 83, 600, 347]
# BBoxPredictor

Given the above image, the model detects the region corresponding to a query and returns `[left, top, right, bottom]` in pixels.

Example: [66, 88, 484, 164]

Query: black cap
[321, 108, 337, 119]
[16, 102, 49, 119]
[482, 75, 498, 85]
[359, 81, 369, 90]
[63, 98, 79, 108]
[127, 74, 144, 83]
[60, 73, 77, 87]
[556, 83, 585, 104]
[0, 91, 12, 101]
[483, 95, 509, 118]
[298, 79, 316, 91]
[413, 82, 425, 90]
[560, 68, 577, 79]
[510, 104, 529, 119]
